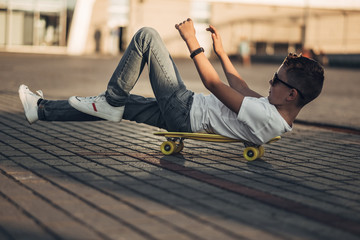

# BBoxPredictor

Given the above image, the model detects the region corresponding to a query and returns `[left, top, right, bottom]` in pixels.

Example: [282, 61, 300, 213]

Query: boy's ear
[287, 89, 298, 101]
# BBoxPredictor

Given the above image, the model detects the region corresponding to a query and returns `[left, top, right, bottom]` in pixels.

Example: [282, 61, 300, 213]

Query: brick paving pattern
[0, 53, 359, 239]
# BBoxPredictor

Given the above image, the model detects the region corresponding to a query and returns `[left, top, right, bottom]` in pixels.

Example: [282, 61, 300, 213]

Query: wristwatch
[190, 47, 204, 59]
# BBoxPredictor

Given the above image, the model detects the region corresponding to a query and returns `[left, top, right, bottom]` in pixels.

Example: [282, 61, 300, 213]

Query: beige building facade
[210, 3, 360, 56]
[1, 0, 359, 59]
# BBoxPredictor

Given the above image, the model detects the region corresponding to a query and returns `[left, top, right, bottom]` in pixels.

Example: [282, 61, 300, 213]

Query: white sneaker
[18, 84, 44, 124]
[68, 92, 124, 122]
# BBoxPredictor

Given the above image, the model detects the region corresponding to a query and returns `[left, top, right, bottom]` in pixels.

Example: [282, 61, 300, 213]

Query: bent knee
[136, 27, 160, 39]
[138, 27, 157, 35]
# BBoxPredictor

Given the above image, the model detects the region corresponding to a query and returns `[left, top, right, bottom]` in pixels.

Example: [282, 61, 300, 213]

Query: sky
[211, 0, 360, 9]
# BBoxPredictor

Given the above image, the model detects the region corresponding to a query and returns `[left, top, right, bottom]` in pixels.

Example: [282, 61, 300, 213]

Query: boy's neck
[276, 106, 301, 127]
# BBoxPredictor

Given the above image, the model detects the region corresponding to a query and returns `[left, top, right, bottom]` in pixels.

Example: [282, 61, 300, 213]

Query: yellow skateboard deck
[154, 132, 281, 161]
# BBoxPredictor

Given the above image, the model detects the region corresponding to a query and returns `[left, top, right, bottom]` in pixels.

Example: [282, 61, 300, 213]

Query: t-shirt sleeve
[237, 97, 271, 132]
[237, 97, 282, 144]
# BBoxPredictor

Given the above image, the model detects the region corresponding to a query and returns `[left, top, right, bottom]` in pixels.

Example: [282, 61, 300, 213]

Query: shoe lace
[94, 92, 106, 101]
[84, 92, 106, 102]
[36, 90, 44, 98]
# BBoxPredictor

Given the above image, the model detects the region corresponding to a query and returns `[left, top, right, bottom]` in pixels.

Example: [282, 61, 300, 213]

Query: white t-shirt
[190, 94, 292, 145]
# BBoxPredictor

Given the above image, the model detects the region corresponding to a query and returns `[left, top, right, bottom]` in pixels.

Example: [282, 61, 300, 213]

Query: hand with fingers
[175, 18, 196, 43]
[206, 25, 225, 57]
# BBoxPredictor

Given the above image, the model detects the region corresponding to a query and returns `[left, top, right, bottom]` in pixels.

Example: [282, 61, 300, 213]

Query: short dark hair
[283, 53, 324, 107]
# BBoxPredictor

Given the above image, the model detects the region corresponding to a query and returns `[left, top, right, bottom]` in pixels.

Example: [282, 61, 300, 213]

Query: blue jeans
[38, 27, 194, 132]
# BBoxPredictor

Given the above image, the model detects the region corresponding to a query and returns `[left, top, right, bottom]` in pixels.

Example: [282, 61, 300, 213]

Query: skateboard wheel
[160, 141, 176, 155]
[174, 142, 184, 153]
[258, 146, 265, 158]
[243, 147, 259, 161]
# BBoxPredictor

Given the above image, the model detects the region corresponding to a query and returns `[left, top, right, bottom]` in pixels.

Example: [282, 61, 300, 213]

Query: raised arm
[175, 19, 245, 114]
[206, 25, 262, 98]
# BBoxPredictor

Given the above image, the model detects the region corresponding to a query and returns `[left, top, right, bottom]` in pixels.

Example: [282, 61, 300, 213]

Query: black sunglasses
[271, 73, 304, 99]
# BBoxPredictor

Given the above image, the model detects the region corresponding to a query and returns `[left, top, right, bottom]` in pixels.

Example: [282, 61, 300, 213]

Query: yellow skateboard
[154, 132, 281, 161]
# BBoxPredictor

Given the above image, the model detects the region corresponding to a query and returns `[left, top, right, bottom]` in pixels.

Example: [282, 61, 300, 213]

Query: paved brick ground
[0, 53, 360, 239]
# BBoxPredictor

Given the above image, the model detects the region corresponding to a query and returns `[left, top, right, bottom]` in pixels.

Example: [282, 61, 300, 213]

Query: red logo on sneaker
[92, 103, 97, 112]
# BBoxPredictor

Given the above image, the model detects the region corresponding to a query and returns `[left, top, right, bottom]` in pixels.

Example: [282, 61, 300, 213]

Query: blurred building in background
[0, 0, 359, 66]
[0, 0, 70, 53]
